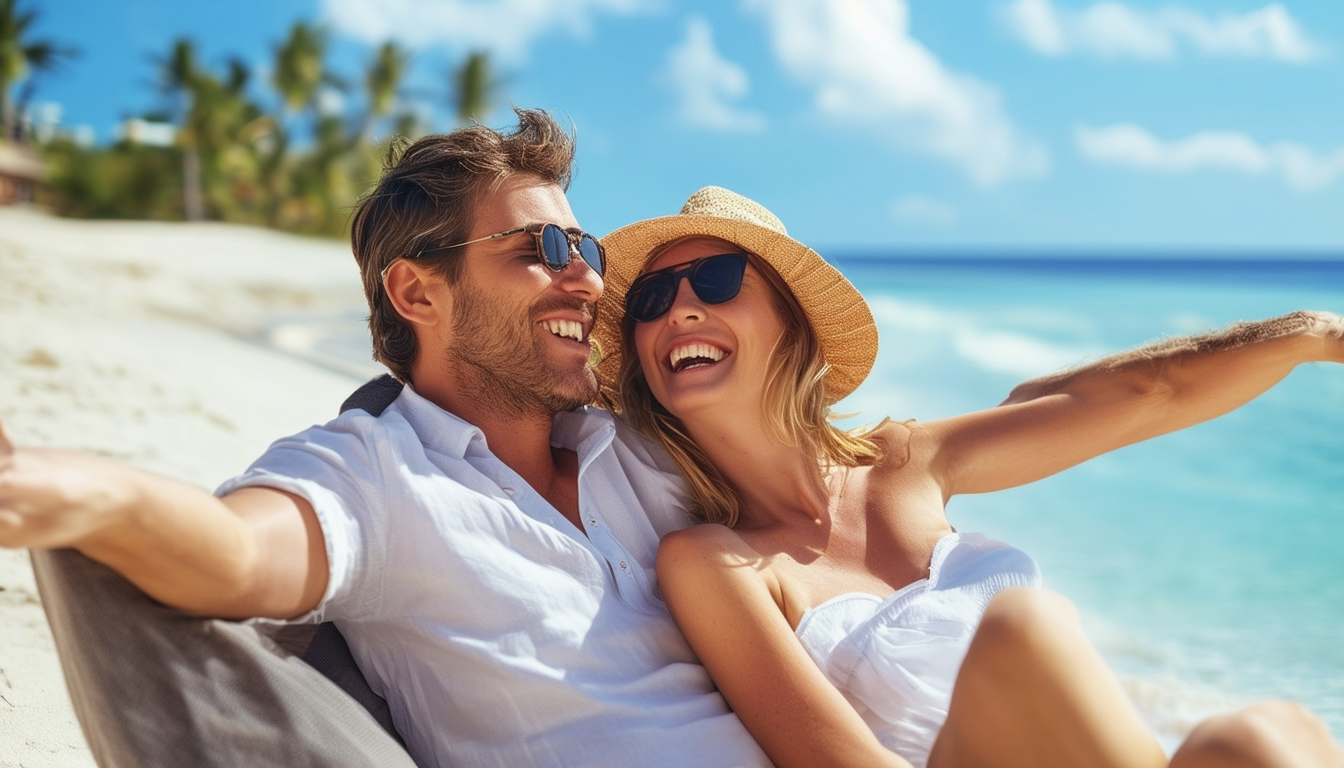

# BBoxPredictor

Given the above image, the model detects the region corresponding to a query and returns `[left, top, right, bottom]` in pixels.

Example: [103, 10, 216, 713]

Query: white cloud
[890, 195, 958, 226]
[1076, 123, 1344, 191]
[317, 86, 346, 117]
[320, 0, 650, 61]
[664, 18, 765, 133]
[1002, 0, 1325, 62]
[744, 0, 1048, 186]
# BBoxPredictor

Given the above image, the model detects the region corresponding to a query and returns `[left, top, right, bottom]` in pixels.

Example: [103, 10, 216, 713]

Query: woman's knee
[956, 588, 1090, 695]
[1173, 700, 1343, 768]
[973, 588, 1081, 660]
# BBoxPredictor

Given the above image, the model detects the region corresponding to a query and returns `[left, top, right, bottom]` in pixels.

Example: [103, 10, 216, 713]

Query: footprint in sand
[20, 349, 58, 368]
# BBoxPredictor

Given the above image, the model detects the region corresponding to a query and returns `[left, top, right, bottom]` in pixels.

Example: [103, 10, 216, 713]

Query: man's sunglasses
[625, 253, 748, 323]
[414, 222, 606, 276]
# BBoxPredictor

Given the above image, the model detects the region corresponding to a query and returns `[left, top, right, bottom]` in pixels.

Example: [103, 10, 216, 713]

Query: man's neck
[413, 376, 585, 533]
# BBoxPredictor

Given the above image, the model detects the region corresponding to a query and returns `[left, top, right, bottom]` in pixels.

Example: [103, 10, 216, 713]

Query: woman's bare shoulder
[659, 523, 761, 570]
[657, 524, 783, 612]
[866, 417, 935, 471]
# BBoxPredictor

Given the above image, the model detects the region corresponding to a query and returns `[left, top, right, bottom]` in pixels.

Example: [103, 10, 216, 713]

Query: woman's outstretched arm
[656, 524, 914, 768]
[925, 310, 1343, 497]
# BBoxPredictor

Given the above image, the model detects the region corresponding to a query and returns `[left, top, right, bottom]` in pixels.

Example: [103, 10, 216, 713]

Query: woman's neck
[683, 412, 832, 528]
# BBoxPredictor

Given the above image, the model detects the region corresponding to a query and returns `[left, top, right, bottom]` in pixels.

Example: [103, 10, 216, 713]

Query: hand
[0, 422, 135, 550]
[1309, 310, 1344, 364]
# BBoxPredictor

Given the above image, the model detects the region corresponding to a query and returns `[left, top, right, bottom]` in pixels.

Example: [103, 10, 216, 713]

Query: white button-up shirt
[218, 385, 770, 768]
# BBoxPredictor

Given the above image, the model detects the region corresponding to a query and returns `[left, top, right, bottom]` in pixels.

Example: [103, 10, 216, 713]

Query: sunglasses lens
[578, 235, 605, 276]
[626, 274, 676, 322]
[691, 255, 746, 304]
[538, 224, 570, 270]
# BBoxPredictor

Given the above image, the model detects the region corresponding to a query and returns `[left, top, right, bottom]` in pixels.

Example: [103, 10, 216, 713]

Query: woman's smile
[668, 340, 730, 372]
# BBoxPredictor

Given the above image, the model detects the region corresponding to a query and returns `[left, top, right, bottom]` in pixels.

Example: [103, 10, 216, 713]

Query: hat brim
[592, 213, 878, 407]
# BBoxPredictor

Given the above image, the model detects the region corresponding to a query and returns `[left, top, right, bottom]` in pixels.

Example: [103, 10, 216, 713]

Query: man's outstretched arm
[927, 310, 1344, 496]
[0, 423, 327, 620]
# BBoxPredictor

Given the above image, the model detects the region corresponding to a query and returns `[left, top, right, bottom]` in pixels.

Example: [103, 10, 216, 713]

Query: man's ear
[383, 260, 450, 329]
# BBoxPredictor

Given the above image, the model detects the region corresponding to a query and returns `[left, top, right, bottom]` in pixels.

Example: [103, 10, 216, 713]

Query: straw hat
[592, 186, 878, 405]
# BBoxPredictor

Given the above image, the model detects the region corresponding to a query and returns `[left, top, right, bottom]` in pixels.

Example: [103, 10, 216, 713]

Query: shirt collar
[393, 384, 485, 459]
[553, 408, 617, 475]
[394, 384, 616, 464]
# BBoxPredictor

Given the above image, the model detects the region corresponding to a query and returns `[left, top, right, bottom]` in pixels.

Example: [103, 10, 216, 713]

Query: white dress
[794, 533, 1041, 767]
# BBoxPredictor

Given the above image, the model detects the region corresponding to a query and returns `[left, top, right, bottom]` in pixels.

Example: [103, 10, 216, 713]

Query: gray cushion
[32, 549, 416, 767]
[30, 375, 418, 767]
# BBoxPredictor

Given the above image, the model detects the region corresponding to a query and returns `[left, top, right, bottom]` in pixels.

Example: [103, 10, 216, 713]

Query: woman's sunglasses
[625, 253, 748, 323]
[415, 222, 606, 276]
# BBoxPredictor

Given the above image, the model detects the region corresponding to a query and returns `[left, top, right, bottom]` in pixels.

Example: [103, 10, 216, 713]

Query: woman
[591, 187, 1344, 768]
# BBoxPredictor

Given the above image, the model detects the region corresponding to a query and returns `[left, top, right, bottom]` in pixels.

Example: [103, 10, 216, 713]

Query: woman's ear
[383, 259, 450, 329]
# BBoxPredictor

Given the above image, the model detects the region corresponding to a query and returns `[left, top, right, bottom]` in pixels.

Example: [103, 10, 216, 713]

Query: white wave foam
[867, 296, 1103, 378]
[1122, 674, 1251, 754]
[266, 318, 386, 381]
[952, 329, 1095, 377]
[867, 296, 953, 331]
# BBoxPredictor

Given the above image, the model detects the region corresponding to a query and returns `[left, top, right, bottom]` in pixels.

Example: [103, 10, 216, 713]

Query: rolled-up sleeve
[216, 416, 388, 624]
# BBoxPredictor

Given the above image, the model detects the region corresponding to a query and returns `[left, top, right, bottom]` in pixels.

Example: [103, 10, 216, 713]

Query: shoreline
[0, 207, 375, 767]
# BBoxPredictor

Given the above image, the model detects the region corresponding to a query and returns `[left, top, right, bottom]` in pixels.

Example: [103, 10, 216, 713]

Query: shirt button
[619, 561, 628, 570]
[588, 518, 598, 527]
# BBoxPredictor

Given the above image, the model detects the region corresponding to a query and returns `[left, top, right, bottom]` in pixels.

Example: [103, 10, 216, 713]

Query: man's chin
[544, 370, 600, 412]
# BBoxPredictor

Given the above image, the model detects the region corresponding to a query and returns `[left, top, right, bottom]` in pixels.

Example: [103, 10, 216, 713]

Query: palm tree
[265, 22, 343, 227]
[450, 52, 496, 126]
[154, 38, 205, 220]
[292, 112, 357, 235]
[361, 41, 406, 142]
[273, 22, 329, 118]
[154, 40, 267, 222]
[0, 0, 75, 140]
[193, 57, 270, 223]
[366, 42, 406, 122]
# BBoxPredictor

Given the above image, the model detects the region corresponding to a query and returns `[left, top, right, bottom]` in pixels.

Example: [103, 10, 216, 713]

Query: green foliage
[42, 139, 183, 220]
[273, 23, 328, 116]
[32, 26, 500, 239]
[1, 0, 76, 136]
[366, 42, 406, 121]
[452, 52, 495, 126]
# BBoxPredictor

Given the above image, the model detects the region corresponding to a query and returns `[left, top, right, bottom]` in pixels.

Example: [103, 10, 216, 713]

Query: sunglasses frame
[625, 252, 749, 323]
[382, 222, 605, 281]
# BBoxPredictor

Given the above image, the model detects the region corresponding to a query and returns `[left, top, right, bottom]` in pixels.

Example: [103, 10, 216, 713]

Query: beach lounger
[31, 375, 416, 768]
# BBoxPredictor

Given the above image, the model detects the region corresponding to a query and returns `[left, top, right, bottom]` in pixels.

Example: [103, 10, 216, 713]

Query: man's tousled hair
[350, 108, 576, 383]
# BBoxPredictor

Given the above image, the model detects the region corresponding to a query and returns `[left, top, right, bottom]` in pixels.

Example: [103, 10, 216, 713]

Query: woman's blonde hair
[616, 242, 882, 527]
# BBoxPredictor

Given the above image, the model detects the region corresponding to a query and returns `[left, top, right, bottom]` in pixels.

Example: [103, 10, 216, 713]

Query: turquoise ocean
[296, 255, 1343, 746]
[832, 255, 1344, 745]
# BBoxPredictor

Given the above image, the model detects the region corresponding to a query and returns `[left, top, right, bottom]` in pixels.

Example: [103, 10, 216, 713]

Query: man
[1, 109, 770, 768]
[3, 109, 1340, 768]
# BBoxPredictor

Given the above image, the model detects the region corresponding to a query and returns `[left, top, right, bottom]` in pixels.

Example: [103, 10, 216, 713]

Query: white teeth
[669, 342, 726, 371]
[543, 319, 583, 342]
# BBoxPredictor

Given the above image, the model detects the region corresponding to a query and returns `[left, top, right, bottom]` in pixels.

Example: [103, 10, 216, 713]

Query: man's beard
[445, 281, 600, 419]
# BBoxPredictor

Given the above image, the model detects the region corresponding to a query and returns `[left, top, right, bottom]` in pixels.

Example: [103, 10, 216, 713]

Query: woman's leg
[927, 587, 1167, 768]
[1169, 700, 1344, 768]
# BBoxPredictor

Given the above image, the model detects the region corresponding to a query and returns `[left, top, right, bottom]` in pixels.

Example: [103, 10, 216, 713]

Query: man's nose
[555, 246, 602, 300]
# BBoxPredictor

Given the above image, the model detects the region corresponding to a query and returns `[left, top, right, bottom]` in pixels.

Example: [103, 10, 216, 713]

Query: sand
[0, 206, 379, 767]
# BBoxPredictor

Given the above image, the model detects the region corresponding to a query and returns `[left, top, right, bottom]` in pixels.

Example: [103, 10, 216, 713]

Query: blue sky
[28, 0, 1344, 252]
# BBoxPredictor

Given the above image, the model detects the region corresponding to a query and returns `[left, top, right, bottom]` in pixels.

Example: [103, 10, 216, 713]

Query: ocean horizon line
[828, 249, 1344, 263]
[829, 252, 1344, 290]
